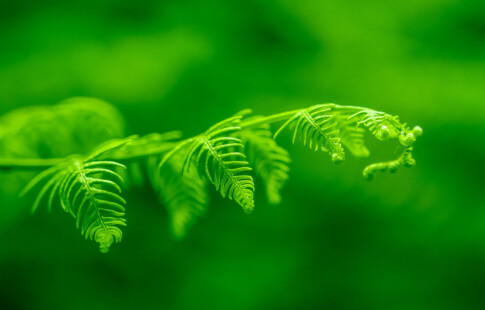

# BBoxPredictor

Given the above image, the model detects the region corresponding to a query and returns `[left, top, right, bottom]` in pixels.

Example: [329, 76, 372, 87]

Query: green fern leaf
[153, 154, 209, 239]
[21, 137, 134, 253]
[237, 122, 290, 205]
[334, 113, 370, 158]
[0, 97, 125, 158]
[65, 160, 127, 253]
[274, 104, 345, 164]
[160, 115, 255, 213]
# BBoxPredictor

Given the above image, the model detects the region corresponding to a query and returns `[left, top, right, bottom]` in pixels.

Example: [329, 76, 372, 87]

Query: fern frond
[66, 160, 127, 253]
[334, 113, 370, 158]
[274, 104, 345, 164]
[237, 121, 290, 205]
[340, 125, 370, 158]
[160, 115, 255, 213]
[152, 154, 209, 239]
[0, 97, 125, 158]
[10, 100, 423, 252]
[22, 159, 127, 253]
[21, 138, 133, 252]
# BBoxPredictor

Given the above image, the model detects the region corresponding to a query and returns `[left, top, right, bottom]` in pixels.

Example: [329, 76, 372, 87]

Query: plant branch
[0, 104, 374, 171]
[0, 158, 66, 171]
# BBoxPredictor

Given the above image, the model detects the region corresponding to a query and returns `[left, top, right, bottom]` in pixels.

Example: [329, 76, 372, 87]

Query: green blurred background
[1, 0, 484, 309]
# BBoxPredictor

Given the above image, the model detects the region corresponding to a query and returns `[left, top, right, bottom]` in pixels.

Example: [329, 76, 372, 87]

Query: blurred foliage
[0, 0, 484, 310]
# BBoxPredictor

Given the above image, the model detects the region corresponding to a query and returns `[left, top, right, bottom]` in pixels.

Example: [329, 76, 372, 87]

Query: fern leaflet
[333, 112, 370, 158]
[160, 115, 255, 213]
[152, 154, 209, 239]
[274, 104, 345, 164]
[21, 137, 134, 253]
[237, 121, 290, 205]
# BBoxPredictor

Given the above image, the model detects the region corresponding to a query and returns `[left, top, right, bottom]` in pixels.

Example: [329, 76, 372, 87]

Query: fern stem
[74, 161, 108, 232]
[0, 158, 66, 170]
[0, 143, 177, 170]
[110, 143, 177, 161]
[0, 105, 371, 170]
[239, 110, 300, 129]
[239, 104, 366, 129]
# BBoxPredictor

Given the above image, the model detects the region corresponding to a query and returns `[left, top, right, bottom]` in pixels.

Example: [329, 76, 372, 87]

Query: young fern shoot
[6, 98, 422, 252]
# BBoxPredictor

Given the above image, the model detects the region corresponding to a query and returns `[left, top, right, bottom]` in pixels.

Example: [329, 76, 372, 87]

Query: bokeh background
[1, 1, 484, 309]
